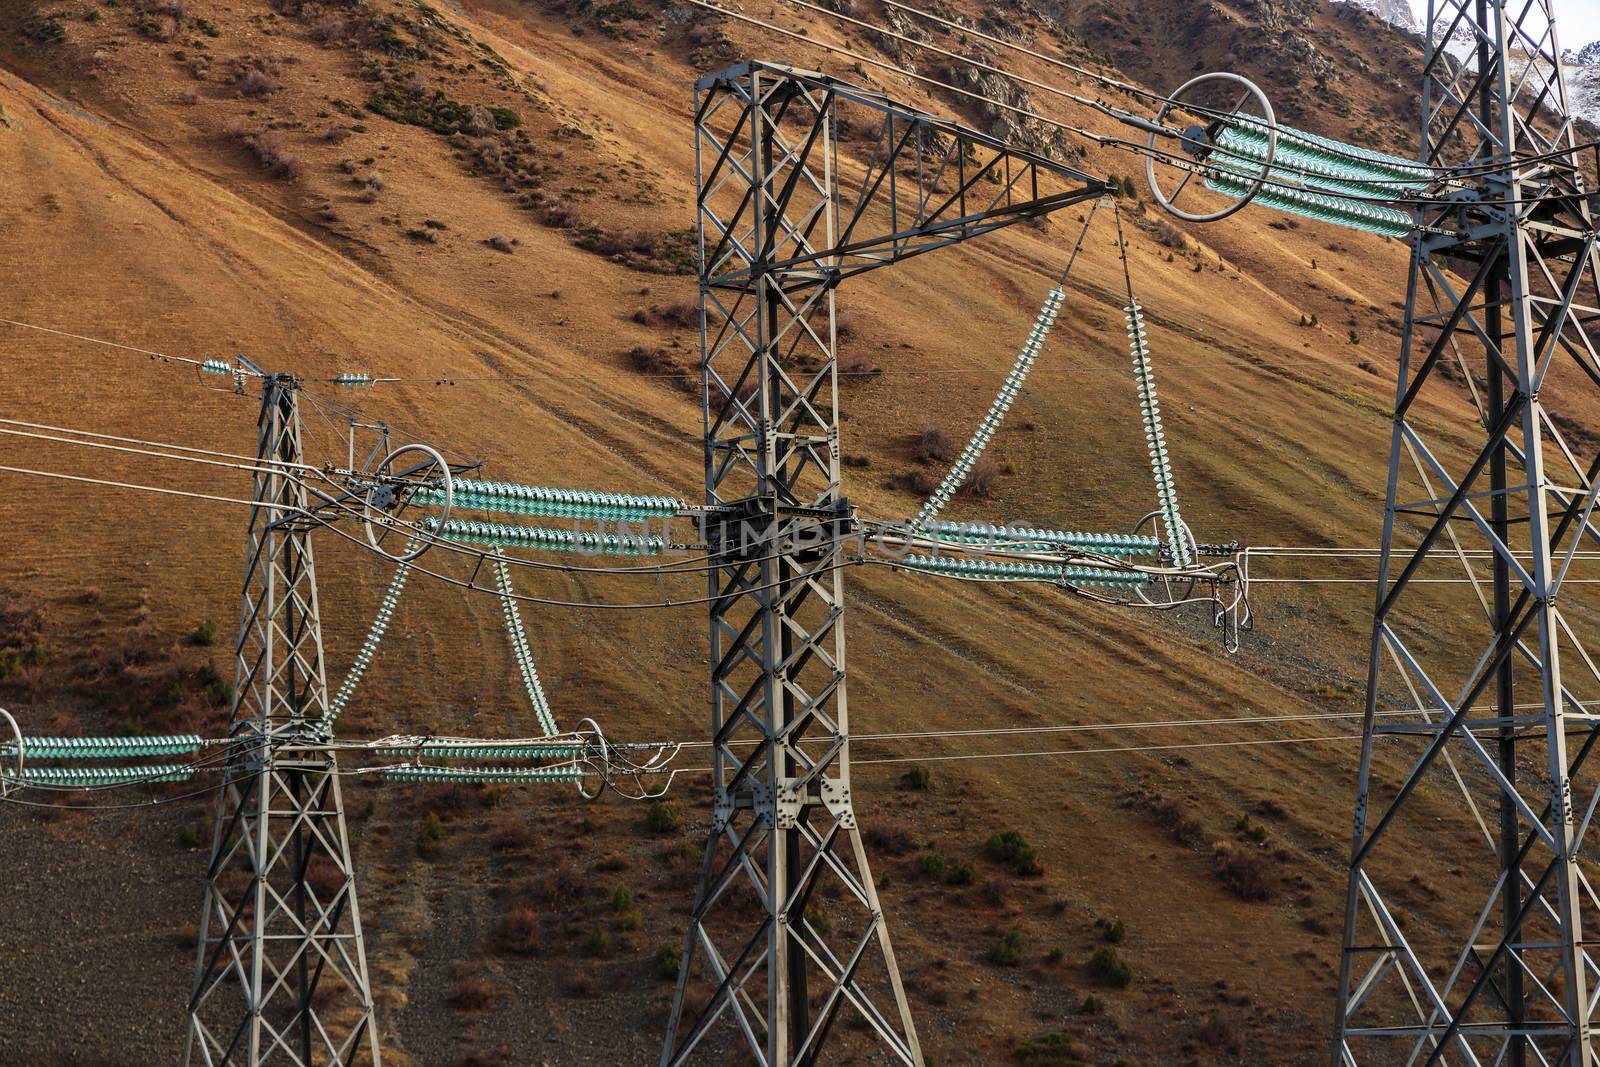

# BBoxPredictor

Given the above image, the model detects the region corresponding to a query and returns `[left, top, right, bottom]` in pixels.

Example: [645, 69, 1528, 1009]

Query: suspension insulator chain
[912, 287, 1064, 532]
[325, 552, 413, 730]
[492, 552, 559, 736]
[1126, 299, 1192, 570]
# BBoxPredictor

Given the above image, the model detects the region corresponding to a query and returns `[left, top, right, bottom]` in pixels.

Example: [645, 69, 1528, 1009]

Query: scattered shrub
[1079, 994, 1100, 1014]
[1090, 945, 1133, 988]
[309, 14, 352, 43]
[1213, 843, 1273, 901]
[543, 200, 581, 228]
[838, 350, 879, 379]
[628, 346, 680, 375]
[1150, 219, 1186, 249]
[238, 69, 279, 98]
[657, 299, 699, 327]
[654, 942, 681, 981]
[615, 908, 642, 932]
[901, 765, 932, 790]
[241, 131, 301, 179]
[961, 455, 1000, 498]
[462, 104, 499, 136]
[448, 971, 497, 1011]
[917, 852, 948, 880]
[489, 815, 534, 851]
[487, 234, 515, 253]
[646, 800, 681, 834]
[1100, 917, 1126, 943]
[985, 930, 1023, 967]
[1014, 1031, 1083, 1066]
[915, 422, 954, 464]
[945, 861, 977, 886]
[863, 819, 915, 856]
[611, 885, 635, 912]
[984, 830, 1043, 877]
[492, 904, 540, 954]
[1148, 794, 1205, 847]
[891, 468, 937, 496]
[1047, 947, 1065, 964]
[586, 926, 612, 956]
[417, 811, 446, 858]
[405, 227, 439, 243]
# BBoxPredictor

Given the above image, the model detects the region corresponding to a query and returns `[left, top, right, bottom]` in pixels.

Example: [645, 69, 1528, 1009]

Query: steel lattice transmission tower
[663, 62, 1109, 1065]
[184, 375, 381, 1066]
[1335, 2, 1600, 1063]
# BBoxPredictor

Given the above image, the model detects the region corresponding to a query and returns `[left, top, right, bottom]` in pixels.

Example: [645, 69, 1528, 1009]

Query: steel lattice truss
[1335, 2, 1600, 1063]
[185, 377, 381, 1067]
[663, 62, 1108, 1066]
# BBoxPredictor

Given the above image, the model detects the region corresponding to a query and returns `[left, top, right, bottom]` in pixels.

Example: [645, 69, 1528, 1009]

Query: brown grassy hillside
[0, 0, 1570, 1064]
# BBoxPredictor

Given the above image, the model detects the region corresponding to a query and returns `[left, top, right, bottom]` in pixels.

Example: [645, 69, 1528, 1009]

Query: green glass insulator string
[385, 764, 584, 785]
[901, 554, 1150, 588]
[0, 734, 204, 759]
[410, 741, 583, 760]
[1200, 118, 1421, 238]
[429, 517, 667, 556]
[924, 521, 1160, 557]
[1115, 205, 1193, 569]
[415, 479, 686, 524]
[909, 201, 1102, 534]
[325, 547, 414, 729]
[491, 548, 559, 736]
[17, 764, 196, 786]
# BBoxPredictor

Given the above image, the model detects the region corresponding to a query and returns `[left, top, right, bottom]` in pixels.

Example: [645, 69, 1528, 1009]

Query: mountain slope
[0, 1, 1545, 1064]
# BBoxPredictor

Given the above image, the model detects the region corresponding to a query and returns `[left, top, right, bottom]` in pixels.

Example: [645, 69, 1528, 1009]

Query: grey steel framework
[664, 61, 1110, 1066]
[184, 375, 381, 1066]
[1335, 2, 1600, 1063]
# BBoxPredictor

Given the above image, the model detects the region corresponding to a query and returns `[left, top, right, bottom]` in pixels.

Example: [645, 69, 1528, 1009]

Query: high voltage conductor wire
[0, 317, 259, 373]
[684, 0, 1588, 210]
[811, 0, 1593, 185]
[875, 0, 1595, 184]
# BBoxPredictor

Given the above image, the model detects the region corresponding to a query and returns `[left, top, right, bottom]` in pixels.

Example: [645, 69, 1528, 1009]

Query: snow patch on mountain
[1338, 0, 1600, 130]
[1333, 0, 1416, 33]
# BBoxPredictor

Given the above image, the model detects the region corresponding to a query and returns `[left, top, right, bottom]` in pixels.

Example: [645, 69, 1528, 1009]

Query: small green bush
[1014, 1031, 1084, 1067]
[1100, 917, 1126, 943]
[945, 860, 977, 886]
[586, 926, 612, 956]
[417, 812, 446, 858]
[1079, 994, 1099, 1015]
[985, 930, 1023, 967]
[918, 852, 947, 879]
[1047, 946, 1065, 964]
[901, 765, 932, 790]
[984, 829, 1043, 877]
[646, 800, 681, 834]
[188, 619, 217, 646]
[1090, 945, 1133, 988]
[654, 942, 681, 981]
[611, 885, 635, 912]
[615, 908, 642, 932]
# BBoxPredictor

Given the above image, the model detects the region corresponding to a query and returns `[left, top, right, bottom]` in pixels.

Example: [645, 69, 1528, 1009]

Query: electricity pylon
[184, 375, 381, 1066]
[663, 62, 1110, 1065]
[1335, 2, 1600, 1063]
